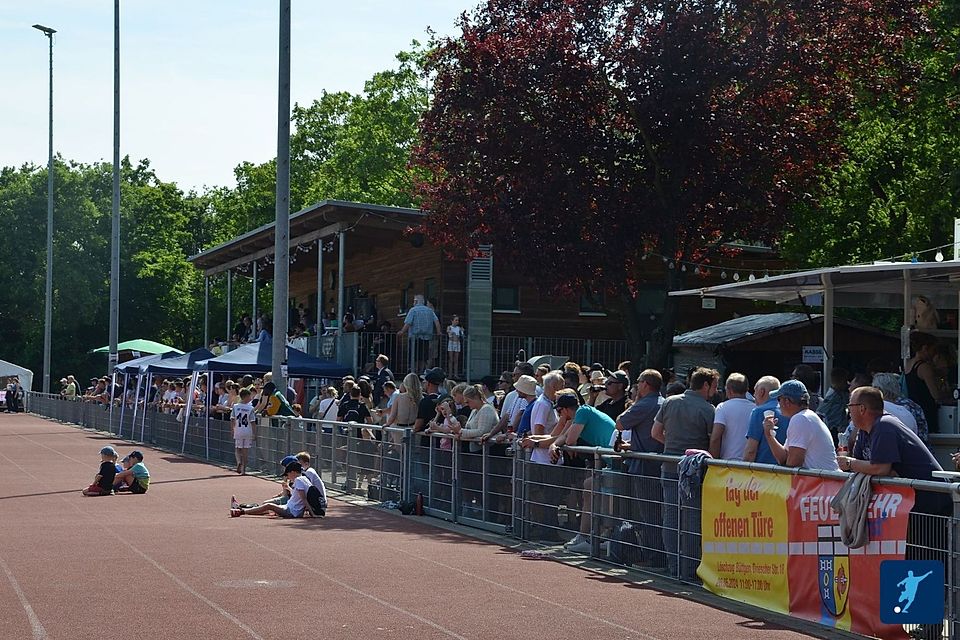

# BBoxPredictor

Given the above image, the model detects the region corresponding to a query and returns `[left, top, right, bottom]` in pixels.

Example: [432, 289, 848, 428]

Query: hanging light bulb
[733, 272, 740, 282]
[668, 261, 675, 269]
[748, 273, 756, 281]
[681, 264, 687, 272]
[935, 250, 944, 262]
[720, 271, 727, 280]
[693, 266, 700, 275]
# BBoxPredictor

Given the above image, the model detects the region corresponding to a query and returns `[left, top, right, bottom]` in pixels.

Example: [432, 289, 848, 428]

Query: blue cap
[100, 446, 117, 456]
[769, 379, 808, 401]
[280, 455, 297, 467]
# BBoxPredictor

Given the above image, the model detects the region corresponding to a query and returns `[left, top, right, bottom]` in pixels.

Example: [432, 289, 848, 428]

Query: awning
[92, 339, 185, 355]
[113, 351, 182, 374]
[0, 359, 33, 392]
[142, 348, 216, 376]
[669, 261, 960, 309]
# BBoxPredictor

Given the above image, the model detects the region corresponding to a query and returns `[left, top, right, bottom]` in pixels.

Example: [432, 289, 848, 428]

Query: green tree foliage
[210, 46, 428, 236]
[0, 158, 208, 383]
[783, 2, 960, 266]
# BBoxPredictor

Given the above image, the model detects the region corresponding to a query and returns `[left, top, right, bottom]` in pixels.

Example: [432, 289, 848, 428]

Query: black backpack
[306, 485, 326, 517]
[608, 521, 642, 566]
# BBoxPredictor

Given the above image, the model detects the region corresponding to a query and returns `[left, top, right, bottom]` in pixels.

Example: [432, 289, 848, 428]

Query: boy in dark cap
[231, 462, 310, 518]
[82, 446, 119, 496]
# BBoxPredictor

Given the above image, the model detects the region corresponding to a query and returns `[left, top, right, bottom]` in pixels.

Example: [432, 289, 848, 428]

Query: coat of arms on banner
[818, 524, 849, 617]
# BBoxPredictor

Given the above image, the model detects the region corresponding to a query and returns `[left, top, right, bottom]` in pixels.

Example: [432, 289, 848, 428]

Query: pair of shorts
[129, 480, 148, 494]
[235, 438, 254, 449]
[447, 343, 461, 353]
[278, 507, 303, 519]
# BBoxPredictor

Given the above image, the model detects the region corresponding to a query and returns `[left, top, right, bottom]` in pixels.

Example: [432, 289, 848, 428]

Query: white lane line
[383, 541, 661, 640]
[0, 555, 48, 639]
[240, 535, 470, 640]
[0, 448, 265, 640]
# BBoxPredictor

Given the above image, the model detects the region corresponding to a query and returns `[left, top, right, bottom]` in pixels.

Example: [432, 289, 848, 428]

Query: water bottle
[837, 432, 849, 457]
[231, 495, 239, 510]
[614, 431, 624, 453]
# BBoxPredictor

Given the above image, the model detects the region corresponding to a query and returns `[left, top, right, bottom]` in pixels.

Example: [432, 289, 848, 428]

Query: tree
[414, 0, 933, 366]
[782, 1, 959, 267]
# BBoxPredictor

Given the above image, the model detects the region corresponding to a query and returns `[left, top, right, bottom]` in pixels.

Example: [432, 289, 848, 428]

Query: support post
[822, 273, 834, 391]
[108, 0, 121, 377]
[226, 270, 232, 341]
[252, 260, 258, 325]
[337, 232, 346, 332]
[203, 275, 209, 347]
[903, 269, 913, 373]
[272, 0, 292, 390]
[317, 238, 323, 334]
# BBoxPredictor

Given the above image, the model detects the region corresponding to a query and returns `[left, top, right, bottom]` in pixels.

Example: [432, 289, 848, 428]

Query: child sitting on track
[113, 450, 150, 494]
[295, 451, 327, 516]
[231, 461, 310, 518]
[82, 446, 119, 496]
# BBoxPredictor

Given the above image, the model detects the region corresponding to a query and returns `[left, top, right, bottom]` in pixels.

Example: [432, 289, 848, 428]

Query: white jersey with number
[231, 402, 256, 440]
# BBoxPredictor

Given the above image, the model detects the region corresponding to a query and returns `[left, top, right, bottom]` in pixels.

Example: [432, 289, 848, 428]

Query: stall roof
[92, 339, 184, 355]
[195, 341, 350, 378]
[0, 359, 33, 392]
[114, 350, 181, 374]
[672, 313, 892, 349]
[669, 261, 960, 309]
[142, 348, 216, 376]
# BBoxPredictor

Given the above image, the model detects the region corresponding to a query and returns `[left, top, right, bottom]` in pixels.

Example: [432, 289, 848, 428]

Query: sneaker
[564, 534, 586, 549]
[566, 539, 592, 554]
[230, 508, 242, 518]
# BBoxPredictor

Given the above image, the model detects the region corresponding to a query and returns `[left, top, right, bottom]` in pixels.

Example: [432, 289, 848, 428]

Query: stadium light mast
[272, 0, 291, 390]
[108, 0, 121, 375]
[33, 23, 56, 394]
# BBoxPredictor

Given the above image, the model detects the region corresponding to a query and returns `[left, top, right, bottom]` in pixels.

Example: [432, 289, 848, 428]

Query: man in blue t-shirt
[743, 376, 786, 465]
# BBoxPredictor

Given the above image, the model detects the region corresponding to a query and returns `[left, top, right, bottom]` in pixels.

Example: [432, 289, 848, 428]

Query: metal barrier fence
[27, 393, 959, 639]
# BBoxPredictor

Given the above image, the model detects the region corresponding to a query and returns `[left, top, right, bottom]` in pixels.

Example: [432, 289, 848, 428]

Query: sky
[1, 1, 470, 191]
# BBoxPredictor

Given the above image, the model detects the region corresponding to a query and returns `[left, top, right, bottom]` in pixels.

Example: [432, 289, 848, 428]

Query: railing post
[452, 439, 460, 522]
[402, 428, 412, 502]
[481, 442, 490, 524]
[585, 339, 593, 365]
[951, 487, 960, 638]
[330, 424, 339, 487]
[590, 448, 602, 557]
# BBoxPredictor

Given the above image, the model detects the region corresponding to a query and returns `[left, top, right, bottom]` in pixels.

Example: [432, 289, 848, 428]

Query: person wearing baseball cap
[549, 391, 617, 553]
[82, 446, 120, 496]
[763, 379, 838, 471]
[232, 461, 312, 518]
[595, 371, 629, 421]
[113, 450, 150, 494]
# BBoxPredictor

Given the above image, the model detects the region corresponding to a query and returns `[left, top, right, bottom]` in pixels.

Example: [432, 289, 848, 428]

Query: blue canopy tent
[194, 341, 350, 377]
[114, 350, 184, 439]
[180, 342, 349, 455]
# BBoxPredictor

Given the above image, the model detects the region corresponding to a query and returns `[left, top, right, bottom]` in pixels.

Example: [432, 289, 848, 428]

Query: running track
[0, 413, 824, 640]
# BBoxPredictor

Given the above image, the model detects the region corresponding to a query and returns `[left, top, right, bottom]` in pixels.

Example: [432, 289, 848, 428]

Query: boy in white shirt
[231, 388, 256, 475]
[296, 451, 327, 516]
[232, 462, 310, 518]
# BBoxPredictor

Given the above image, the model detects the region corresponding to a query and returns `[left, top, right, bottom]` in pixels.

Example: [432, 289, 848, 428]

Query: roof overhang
[670, 261, 960, 309]
[189, 200, 425, 276]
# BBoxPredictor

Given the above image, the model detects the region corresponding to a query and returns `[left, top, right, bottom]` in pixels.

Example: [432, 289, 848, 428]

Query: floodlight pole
[272, 0, 291, 390]
[108, 0, 121, 374]
[33, 24, 56, 394]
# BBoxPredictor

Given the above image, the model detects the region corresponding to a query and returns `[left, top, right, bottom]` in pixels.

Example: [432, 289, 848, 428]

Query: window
[493, 286, 520, 312]
[399, 283, 414, 315]
[424, 278, 437, 306]
[579, 292, 607, 316]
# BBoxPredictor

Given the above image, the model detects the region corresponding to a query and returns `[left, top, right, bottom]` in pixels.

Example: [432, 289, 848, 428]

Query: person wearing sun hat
[763, 379, 838, 471]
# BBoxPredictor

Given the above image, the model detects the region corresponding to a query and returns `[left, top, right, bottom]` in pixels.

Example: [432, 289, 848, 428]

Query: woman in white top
[311, 387, 339, 421]
[446, 315, 465, 379]
[459, 384, 500, 452]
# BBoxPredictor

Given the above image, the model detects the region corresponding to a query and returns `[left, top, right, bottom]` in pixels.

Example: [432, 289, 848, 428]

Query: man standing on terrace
[398, 295, 441, 373]
[651, 367, 718, 577]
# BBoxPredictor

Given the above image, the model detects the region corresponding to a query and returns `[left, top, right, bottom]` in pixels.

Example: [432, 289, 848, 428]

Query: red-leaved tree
[414, 0, 931, 366]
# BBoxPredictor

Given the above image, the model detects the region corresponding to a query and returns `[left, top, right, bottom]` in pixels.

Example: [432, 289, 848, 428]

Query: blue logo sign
[879, 560, 944, 624]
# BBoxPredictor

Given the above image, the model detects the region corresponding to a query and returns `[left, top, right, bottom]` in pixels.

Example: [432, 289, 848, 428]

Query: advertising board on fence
[699, 466, 914, 639]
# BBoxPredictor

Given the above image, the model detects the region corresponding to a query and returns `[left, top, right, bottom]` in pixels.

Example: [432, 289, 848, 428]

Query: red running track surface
[0, 413, 819, 640]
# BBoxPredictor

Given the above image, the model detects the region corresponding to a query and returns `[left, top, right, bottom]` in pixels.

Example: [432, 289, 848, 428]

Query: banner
[699, 467, 914, 639]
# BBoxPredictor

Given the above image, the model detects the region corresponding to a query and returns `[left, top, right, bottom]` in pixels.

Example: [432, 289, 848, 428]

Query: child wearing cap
[231, 461, 310, 518]
[113, 451, 150, 494]
[295, 452, 327, 516]
[82, 446, 119, 496]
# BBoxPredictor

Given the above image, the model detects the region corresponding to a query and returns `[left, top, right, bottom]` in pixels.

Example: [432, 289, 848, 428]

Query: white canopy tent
[0, 359, 34, 392]
[670, 260, 960, 435]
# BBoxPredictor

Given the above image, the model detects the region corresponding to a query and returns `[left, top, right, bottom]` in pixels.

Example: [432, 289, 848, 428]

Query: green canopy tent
[91, 339, 184, 357]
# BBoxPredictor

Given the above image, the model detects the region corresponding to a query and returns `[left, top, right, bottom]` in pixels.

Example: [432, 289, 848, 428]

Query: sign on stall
[802, 346, 824, 364]
[699, 467, 915, 639]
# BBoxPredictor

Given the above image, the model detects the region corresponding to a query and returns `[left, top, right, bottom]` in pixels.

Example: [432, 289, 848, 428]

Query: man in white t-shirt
[521, 372, 563, 464]
[230, 388, 257, 475]
[709, 372, 755, 460]
[763, 380, 839, 471]
[232, 462, 311, 518]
